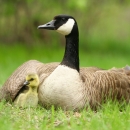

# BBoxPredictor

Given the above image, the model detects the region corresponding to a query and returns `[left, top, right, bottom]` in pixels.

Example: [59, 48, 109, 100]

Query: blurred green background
[0, 0, 130, 84]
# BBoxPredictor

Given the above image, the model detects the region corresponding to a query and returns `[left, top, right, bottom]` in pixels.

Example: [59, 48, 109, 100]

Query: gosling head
[38, 15, 77, 36]
[23, 74, 39, 88]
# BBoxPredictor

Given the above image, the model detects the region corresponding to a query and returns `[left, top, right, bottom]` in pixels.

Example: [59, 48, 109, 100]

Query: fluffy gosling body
[14, 74, 39, 107]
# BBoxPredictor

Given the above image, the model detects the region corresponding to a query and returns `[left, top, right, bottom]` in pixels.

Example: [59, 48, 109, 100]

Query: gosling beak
[37, 20, 56, 30]
[23, 81, 30, 86]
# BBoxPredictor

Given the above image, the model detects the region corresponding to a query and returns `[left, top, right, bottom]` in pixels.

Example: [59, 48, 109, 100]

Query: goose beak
[37, 20, 56, 30]
[23, 81, 30, 86]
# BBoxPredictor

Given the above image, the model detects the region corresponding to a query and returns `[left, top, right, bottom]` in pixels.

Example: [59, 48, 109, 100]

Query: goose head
[38, 15, 79, 72]
[38, 15, 77, 36]
[24, 74, 39, 88]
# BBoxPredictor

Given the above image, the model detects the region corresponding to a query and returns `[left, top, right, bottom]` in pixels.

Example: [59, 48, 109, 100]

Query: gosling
[14, 74, 39, 107]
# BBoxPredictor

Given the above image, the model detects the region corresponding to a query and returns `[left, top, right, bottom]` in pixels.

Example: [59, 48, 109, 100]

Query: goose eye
[61, 18, 66, 22]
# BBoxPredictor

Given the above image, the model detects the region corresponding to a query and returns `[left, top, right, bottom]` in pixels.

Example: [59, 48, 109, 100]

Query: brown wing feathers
[79, 68, 130, 109]
[0, 60, 58, 101]
[91, 70, 130, 103]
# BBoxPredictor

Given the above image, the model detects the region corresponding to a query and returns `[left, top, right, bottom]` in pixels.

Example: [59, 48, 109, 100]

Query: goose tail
[124, 65, 130, 71]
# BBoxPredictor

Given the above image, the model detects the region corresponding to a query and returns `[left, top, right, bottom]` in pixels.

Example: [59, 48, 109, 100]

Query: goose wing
[0, 60, 59, 101]
[80, 67, 130, 108]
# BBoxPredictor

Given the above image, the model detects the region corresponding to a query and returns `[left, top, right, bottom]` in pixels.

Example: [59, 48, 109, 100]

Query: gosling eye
[29, 78, 34, 81]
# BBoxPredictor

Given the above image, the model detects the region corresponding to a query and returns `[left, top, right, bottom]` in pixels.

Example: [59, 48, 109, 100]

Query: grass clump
[0, 100, 130, 130]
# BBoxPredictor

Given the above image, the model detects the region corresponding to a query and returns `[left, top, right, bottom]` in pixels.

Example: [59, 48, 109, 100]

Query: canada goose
[14, 73, 39, 107]
[37, 15, 130, 110]
[0, 15, 130, 111]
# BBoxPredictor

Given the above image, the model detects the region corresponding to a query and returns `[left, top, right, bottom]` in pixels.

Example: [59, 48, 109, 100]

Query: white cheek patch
[56, 18, 75, 35]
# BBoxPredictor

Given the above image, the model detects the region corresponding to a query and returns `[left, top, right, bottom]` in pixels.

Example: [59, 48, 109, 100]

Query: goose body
[0, 15, 130, 110]
[37, 15, 130, 110]
[14, 74, 39, 107]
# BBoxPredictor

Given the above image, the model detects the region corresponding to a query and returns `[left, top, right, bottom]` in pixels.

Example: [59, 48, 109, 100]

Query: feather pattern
[0, 60, 58, 101]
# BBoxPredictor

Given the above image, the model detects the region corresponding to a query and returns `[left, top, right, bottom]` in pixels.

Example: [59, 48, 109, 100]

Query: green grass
[0, 43, 130, 130]
[0, 100, 130, 130]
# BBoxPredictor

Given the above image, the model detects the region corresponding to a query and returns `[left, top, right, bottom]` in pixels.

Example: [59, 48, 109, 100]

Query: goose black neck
[61, 24, 79, 72]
